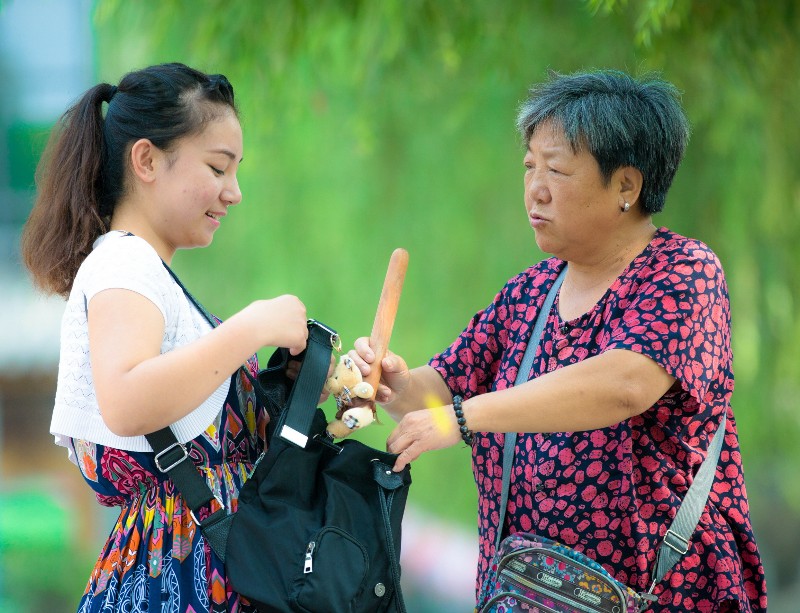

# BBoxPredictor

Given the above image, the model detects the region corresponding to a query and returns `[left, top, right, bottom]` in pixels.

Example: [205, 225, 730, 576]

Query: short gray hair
[516, 70, 690, 214]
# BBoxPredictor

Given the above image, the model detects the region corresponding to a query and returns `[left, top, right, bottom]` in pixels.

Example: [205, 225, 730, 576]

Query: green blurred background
[1, 0, 798, 610]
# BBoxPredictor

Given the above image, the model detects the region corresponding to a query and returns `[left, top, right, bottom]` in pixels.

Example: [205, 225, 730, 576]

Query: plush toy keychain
[324, 355, 377, 438]
[324, 248, 409, 439]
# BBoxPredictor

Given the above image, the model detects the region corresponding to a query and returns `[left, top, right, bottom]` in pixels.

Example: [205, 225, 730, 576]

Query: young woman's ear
[129, 138, 159, 183]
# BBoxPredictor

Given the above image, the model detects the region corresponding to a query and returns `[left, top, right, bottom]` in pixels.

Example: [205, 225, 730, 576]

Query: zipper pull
[304, 541, 316, 574]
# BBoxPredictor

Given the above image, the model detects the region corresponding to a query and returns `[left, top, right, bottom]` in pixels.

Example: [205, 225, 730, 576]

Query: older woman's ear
[617, 165, 643, 212]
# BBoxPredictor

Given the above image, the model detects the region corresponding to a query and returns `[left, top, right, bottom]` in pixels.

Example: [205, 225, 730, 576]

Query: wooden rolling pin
[362, 247, 409, 399]
[326, 248, 408, 439]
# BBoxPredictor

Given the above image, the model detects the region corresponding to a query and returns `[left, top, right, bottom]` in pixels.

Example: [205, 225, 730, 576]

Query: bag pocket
[481, 546, 629, 613]
[480, 589, 561, 612]
[291, 526, 370, 613]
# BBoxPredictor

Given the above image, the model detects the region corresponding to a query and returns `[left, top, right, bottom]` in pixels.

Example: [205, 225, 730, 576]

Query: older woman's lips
[529, 215, 548, 229]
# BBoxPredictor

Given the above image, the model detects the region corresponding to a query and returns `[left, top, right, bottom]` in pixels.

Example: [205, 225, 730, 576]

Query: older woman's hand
[386, 405, 462, 471]
[348, 337, 411, 405]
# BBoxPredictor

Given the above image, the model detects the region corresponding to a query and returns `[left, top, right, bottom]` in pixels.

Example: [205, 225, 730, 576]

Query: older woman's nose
[526, 174, 550, 204]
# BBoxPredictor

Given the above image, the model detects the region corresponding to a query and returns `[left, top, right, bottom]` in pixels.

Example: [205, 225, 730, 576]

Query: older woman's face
[523, 122, 623, 261]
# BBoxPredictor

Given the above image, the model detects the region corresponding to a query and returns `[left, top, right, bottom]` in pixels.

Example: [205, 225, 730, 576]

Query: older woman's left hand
[386, 405, 462, 471]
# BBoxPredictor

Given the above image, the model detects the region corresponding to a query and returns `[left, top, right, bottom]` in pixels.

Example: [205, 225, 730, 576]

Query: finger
[347, 349, 372, 377]
[375, 384, 392, 404]
[381, 353, 400, 373]
[353, 337, 375, 362]
[392, 446, 419, 472]
[386, 424, 408, 453]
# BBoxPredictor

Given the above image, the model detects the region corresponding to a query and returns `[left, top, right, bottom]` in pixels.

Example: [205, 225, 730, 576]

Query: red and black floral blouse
[430, 228, 767, 612]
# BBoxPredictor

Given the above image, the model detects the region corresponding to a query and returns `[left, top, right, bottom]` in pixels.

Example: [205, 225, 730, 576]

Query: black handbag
[148, 268, 411, 612]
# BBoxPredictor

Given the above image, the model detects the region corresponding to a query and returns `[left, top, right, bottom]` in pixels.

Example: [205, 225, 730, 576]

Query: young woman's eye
[210, 166, 224, 176]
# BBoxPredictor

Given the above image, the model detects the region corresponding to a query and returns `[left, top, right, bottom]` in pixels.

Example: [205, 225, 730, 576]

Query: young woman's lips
[205, 212, 224, 227]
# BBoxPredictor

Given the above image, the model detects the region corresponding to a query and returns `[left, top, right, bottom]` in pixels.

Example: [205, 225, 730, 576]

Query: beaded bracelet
[452, 395, 474, 446]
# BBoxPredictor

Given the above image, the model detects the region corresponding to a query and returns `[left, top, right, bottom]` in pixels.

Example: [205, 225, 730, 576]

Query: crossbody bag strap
[148, 264, 337, 561]
[493, 264, 727, 595]
[496, 267, 566, 549]
[146, 427, 233, 560]
[649, 411, 726, 589]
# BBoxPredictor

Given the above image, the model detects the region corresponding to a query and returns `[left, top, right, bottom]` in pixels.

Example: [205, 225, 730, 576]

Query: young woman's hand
[286, 354, 336, 405]
[248, 295, 309, 355]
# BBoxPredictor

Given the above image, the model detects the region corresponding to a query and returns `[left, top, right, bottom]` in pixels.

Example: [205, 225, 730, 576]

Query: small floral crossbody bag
[477, 268, 726, 613]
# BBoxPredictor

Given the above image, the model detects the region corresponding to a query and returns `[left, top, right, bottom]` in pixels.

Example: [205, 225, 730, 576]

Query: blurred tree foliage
[90, 0, 799, 578]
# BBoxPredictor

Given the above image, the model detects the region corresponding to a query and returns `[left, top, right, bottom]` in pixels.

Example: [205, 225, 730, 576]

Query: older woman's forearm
[463, 349, 675, 434]
[380, 365, 452, 422]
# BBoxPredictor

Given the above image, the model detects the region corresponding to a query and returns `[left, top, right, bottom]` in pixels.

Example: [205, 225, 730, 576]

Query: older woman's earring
[623, 201, 631, 212]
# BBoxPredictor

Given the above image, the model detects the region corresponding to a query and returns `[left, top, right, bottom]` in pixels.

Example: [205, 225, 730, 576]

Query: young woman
[23, 62, 309, 611]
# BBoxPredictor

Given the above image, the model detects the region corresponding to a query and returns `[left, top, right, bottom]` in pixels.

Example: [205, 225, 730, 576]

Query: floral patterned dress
[72, 357, 267, 613]
[430, 228, 767, 612]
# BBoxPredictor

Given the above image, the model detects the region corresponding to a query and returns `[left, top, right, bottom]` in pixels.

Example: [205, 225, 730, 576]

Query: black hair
[22, 62, 237, 296]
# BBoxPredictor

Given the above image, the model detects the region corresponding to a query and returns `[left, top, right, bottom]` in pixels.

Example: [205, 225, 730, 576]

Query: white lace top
[51, 231, 230, 456]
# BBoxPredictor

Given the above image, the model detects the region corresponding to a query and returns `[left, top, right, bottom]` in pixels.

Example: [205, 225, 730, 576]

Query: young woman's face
[151, 109, 243, 254]
[523, 121, 623, 262]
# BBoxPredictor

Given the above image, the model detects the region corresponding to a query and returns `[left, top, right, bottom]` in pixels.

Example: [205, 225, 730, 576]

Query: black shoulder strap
[147, 263, 338, 559]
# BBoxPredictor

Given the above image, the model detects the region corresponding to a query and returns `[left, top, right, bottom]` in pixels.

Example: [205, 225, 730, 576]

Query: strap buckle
[188, 493, 225, 526]
[663, 529, 690, 555]
[154, 441, 189, 473]
[307, 318, 341, 352]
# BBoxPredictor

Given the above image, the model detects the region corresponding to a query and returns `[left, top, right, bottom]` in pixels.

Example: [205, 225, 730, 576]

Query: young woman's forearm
[90, 292, 308, 437]
[94, 308, 263, 436]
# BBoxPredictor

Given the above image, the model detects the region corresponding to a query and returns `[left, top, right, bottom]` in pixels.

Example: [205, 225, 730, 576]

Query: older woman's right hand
[349, 337, 411, 405]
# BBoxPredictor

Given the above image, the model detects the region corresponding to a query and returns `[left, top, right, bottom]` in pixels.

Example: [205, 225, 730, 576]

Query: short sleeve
[429, 266, 553, 398]
[605, 243, 731, 405]
[79, 235, 172, 323]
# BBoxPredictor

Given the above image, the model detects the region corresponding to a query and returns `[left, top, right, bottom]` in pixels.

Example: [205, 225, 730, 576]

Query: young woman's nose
[222, 176, 242, 205]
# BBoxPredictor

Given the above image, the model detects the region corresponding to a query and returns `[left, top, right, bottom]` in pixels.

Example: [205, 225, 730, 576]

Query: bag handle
[495, 264, 726, 596]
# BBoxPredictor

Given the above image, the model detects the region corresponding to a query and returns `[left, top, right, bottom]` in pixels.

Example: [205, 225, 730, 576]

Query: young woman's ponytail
[22, 83, 115, 297]
[22, 63, 237, 297]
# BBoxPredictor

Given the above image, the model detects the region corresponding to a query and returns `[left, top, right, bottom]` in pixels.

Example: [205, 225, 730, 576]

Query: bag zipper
[303, 541, 316, 574]
[480, 588, 560, 613]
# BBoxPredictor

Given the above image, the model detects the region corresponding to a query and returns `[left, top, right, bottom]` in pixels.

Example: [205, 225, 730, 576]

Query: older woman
[352, 71, 767, 611]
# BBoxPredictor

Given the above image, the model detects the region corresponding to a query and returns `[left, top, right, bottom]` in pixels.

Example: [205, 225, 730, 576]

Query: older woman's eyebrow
[527, 144, 568, 159]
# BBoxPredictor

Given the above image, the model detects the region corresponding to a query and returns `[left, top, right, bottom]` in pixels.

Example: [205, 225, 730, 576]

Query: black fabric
[147, 272, 412, 612]
[226, 409, 410, 612]
[225, 323, 411, 612]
